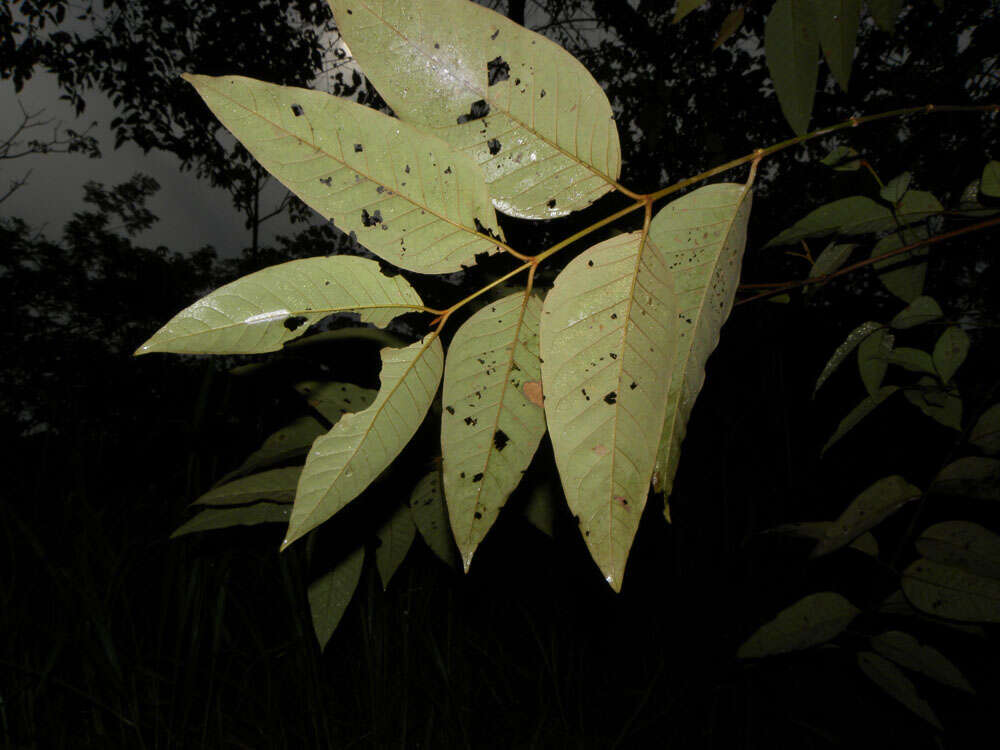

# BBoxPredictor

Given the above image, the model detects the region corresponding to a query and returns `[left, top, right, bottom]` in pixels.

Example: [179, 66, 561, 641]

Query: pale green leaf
[136, 257, 424, 355]
[904, 377, 961, 431]
[820, 145, 860, 171]
[737, 592, 860, 658]
[813, 321, 882, 397]
[932, 457, 1000, 501]
[673, 0, 708, 24]
[880, 171, 912, 204]
[871, 630, 974, 693]
[284, 335, 444, 547]
[856, 651, 942, 729]
[933, 326, 970, 383]
[821, 386, 899, 455]
[441, 291, 546, 571]
[765, 197, 891, 247]
[903, 558, 1000, 622]
[308, 546, 364, 650]
[810, 475, 919, 558]
[857, 327, 893, 397]
[808, 242, 855, 281]
[409, 469, 461, 568]
[816, 0, 860, 92]
[294, 381, 377, 424]
[194, 467, 301, 506]
[765, 0, 819, 135]
[182, 73, 504, 273]
[220, 416, 324, 483]
[328, 0, 621, 219]
[522, 478, 558, 537]
[890, 296, 942, 329]
[171, 503, 291, 538]
[887, 347, 935, 374]
[868, 0, 904, 33]
[375, 501, 417, 590]
[970, 404, 1000, 455]
[871, 226, 929, 302]
[650, 184, 754, 506]
[916, 521, 1000, 579]
[982, 161, 1000, 197]
[540, 229, 680, 590]
[713, 7, 745, 50]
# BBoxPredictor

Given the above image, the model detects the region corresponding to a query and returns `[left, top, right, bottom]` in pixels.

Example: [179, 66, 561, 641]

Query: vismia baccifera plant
[138, 0, 999, 663]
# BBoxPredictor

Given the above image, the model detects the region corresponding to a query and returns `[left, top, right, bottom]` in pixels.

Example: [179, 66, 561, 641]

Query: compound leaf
[308, 546, 365, 650]
[738, 592, 860, 658]
[182, 73, 504, 274]
[441, 291, 546, 571]
[328, 0, 621, 219]
[284, 335, 444, 547]
[137, 256, 424, 355]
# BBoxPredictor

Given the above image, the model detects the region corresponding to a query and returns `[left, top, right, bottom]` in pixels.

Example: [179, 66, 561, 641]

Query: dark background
[3, 1, 999, 747]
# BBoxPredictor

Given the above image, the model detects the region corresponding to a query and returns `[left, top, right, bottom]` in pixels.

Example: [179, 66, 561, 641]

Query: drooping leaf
[807, 242, 855, 283]
[522, 477, 558, 537]
[932, 326, 970, 384]
[765, 0, 819, 135]
[868, 0, 904, 33]
[308, 546, 365, 650]
[441, 291, 546, 571]
[713, 7, 745, 50]
[887, 347, 935, 374]
[284, 336, 445, 547]
[765, 197, 891, 247]
[220, 416, 325, 483]
[810, 475, 920, 558]
[171, 503, 291, 538]
[890, 296, 942, 330]
[871, 226, 929, 303]
[374, 501, 417, 590]
[813, 321, 882, 397]
[409, 469, 460, 568]
[650, 184, 754, 505]
[931, 457, 1000, 501]
[982, 161, 1000, 197]
[856, 651, 942, 729]
[541, 230, 678, 589]
[182, 74, 505, 273]
[737, 592, 860, 658]
[328, 0, 621, 219]
[295, 381, 378, 423]
[822, 386, 899, 455]
[673, 0, 708, 24]
[816, 0, 860, 92]
[916, 521, 1000, 579]
[970, 404, 1000, 455]
[136, 257, 424, 355]
[857, 327, 893, 397]
[820, 145, 861, 171]
[904, 377, 961, 431]
[870, 630, 974, 693]
[880, 171, 912, 204]
[903, 558, 1000, 622]
[194, 467, 301, 506]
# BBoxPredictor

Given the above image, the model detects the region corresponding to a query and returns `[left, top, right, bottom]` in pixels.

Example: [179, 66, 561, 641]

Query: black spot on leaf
[587, 260, 594, 267]
[539, 89, 546, 98]
[473, 473, 483, 482]
[404, 164, 411, 173]
[376, 185, 384, 193]
[457, 99, 491, 124]
[609, 353, 617, 359]
[474, 511, 482, 519]
[487, 56, 510, 86]
[319, 177, 333, 186]
[445, 406, 455, 415]
[464, 416, 478, 426]
[487, 138, 501, 155]
[629, 381, 637, 390]
[490, 29, 499, 40]
[361, 208, 384, 227]
[353, 143, 363, 152]
[581, 388, 590, 401]
[444, 166, 452, 174]
[604, 392, 617, 404]
[291, 103, 304, 116]
[283, 315, 308, 331]
[493, 430, 509, 451]
[547, 199, 556, 208]
[473, 217, 502, 242]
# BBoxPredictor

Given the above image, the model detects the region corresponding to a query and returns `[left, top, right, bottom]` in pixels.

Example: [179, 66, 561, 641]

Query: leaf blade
[738, 592, 860, 658]
[765, 0, 819, 135]
[308, 546, 365, 650]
